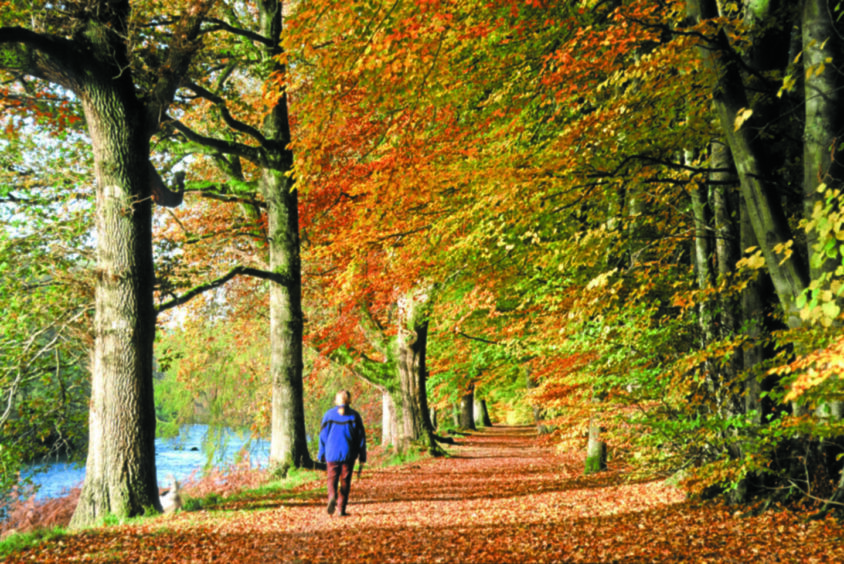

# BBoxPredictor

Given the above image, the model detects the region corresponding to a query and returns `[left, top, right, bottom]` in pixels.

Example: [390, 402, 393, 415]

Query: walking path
[6, 426, 844, 563]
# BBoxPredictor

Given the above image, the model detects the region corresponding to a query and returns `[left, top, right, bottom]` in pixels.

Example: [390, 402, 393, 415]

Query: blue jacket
[318, 406, 367, 464]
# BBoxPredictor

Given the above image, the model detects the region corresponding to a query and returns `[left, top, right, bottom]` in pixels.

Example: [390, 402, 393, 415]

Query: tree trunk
[381, 390, 399, 447]
[460, 384, 476, 430]
[474, 398, 492, 427]
[260, 0, 312, 473]
[691, 156, 718, 404]
[263, 168, 311, 472]
[803, 0, 844, 282]
[687, 0, 810, 328]
[741, 243, 765, 425]
[585, 417, 607, 474]
[712, 140, 743, 398]
[707, 141, 745, 423]
[396, 286, 438, 451]
[527, 373, 550, 433]
[1, 1, 209, 528]
[71, 83, 160, 527]
[803, 0, 844, 492]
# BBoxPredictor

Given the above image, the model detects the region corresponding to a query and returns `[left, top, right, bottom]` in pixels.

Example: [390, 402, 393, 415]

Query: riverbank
[3, 426, 844, 563]
[21, 425, 270, 500]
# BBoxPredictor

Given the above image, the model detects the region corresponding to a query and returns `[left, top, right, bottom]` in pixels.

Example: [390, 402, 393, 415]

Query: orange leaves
[778, 332, 844, 403]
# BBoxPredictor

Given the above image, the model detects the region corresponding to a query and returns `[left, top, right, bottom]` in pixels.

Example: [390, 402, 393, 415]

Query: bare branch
[202, 18, 275, 47]
[182, 81, 269, 146]
[156, 265, 290, 313]
[165, 114, 265, 164]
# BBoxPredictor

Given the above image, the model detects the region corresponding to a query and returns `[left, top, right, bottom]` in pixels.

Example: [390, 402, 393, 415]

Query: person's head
[335, 390, 351, 414]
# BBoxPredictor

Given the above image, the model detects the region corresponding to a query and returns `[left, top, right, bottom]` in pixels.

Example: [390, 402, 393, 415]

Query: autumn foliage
[4, 0, 844, 554]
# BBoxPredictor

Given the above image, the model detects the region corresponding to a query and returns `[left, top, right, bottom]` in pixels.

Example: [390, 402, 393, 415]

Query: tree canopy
[3, 0, 844, 521]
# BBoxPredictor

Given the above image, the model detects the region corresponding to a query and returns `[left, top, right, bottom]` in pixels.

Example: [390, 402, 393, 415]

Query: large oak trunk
[71, 84, 160, 528]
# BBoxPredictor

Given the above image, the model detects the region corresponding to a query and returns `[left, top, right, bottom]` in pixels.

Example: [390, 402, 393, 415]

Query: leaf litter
[4, 425, 843, 563]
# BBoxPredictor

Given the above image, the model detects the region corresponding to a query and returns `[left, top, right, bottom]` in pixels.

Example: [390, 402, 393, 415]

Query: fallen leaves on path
[5, 426, 843, 563]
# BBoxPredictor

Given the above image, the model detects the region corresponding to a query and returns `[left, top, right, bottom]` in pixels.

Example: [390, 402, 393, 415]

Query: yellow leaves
[806, 62, 827, 80]
[773, 239, 793, 266]
[736, 246, 765, 270]
[733, 107, 753, 131]
[798, 287, 842, 327]
[586, 269, 617, 291]
[777, 74, 796, 98]
[671, 291, 695, 311]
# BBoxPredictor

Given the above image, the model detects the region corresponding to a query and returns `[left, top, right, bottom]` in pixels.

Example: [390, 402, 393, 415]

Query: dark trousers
[326, 461, 355, 514]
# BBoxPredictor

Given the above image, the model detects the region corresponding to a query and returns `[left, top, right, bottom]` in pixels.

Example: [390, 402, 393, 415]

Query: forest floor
[3, 425, 844, 563]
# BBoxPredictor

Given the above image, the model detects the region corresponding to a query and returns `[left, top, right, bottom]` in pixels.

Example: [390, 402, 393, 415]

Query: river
[21, 425, 270, 501]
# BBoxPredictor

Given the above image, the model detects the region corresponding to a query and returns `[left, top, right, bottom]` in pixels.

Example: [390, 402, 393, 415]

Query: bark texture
[72, 83, 160, 527]
[258, 0, 313, 473]
[396, 286, 439, 451]
[0, 1, 209, 527]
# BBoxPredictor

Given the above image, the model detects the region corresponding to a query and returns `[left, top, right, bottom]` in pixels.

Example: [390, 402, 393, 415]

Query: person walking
[318, 390, 367, 516]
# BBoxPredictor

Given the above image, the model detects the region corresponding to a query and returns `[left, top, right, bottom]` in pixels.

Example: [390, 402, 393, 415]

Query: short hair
[335, 390, 351, 406]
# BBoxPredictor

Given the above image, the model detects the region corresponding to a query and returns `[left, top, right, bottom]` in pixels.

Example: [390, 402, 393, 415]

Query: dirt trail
[6, 426, 844, 563]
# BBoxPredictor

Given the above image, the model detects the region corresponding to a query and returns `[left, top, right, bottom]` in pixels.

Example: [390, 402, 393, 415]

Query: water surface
[22, 425, 270, 500]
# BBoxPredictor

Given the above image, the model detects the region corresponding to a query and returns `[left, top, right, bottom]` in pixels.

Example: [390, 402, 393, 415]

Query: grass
[383, 442, 431, 467]
[0, 526, 67, 559]
[182, 467, 324, 511]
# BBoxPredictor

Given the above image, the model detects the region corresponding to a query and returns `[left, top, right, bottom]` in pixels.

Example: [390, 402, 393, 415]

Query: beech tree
[156, 0, 313, 471]
[285, 0, 844, 510]
[0, 0, 212, 526]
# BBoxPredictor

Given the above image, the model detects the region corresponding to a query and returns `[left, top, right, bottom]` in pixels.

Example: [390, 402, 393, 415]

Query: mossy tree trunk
[396, 285, 440, 453]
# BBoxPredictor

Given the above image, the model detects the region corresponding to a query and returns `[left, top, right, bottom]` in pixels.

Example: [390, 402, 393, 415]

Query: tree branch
[0, 27, 85, 87]
[166, 114, 265, 165]
[458, 332, 500, 345]
[144, 2, 216, 136]
[202, 18, 275, 47]
[156, 265, 290, 313]
[182, 81, 270, 146]
[189, 187, 266, 209]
